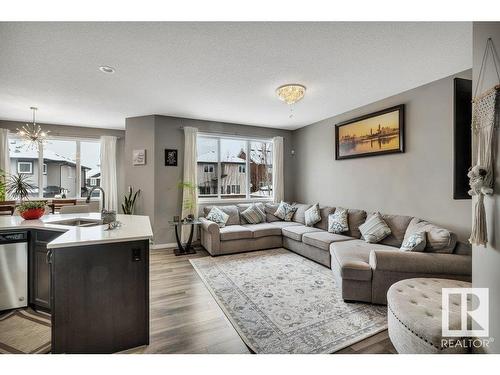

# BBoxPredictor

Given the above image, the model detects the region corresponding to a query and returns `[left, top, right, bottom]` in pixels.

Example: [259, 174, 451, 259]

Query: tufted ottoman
[387, 278, 472, 354]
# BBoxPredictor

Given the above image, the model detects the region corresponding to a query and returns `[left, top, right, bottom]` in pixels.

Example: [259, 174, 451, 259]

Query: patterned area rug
[190, 248, 387, 354]
[0, 308, 51, 354]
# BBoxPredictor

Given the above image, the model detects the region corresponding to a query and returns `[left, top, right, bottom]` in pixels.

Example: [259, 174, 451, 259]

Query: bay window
[196, 134, 273, 201]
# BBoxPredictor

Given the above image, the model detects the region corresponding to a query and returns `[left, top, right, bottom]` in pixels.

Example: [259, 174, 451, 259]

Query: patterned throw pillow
[328, 207, 349, 234]
[274, 201, 297, 221]
[304, 203, 321, 227]
[400, 232, 427, 252]
[241, 204, 266, 224]
[206, 206, 230, 228]
[359, 213, 392, 243]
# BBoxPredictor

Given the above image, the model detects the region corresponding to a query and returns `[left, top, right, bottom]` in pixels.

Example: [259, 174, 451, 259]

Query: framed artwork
[165, 149, 178, 166]
[133, 149, 146, 165]
[335, 104, 405, 160]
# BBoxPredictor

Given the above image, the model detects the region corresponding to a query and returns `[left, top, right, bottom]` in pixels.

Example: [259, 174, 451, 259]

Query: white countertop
[0, 213, 153, 249]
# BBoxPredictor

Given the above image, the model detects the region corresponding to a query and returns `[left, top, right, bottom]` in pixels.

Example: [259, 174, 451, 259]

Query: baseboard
[150, 242, 177, 250]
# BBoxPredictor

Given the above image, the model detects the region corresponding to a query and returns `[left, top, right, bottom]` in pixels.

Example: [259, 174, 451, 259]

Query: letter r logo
[442, 288, 489, 337]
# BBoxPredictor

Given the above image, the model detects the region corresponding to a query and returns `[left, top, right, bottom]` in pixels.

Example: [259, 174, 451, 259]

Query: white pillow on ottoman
[359, 213, 391, 243]
[206, 206, 230, 228]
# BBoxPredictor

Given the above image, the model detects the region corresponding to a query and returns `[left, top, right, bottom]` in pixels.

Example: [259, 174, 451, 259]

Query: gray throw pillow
[304, 203, 321, 227]
[241, 204, 266, 224]
[328, 207, 349, 233]
[400, 232, 427, 252]
[359, 212, 391, 243]
[206, 206, 230, 228]
[274, 201, 297, 221]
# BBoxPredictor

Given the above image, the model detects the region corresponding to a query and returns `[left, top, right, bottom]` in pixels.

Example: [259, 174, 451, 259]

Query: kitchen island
[0, 213, 153, 354]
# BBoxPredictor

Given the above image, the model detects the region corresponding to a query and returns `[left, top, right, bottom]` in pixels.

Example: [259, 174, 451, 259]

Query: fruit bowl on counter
[18, 201, 47, 220]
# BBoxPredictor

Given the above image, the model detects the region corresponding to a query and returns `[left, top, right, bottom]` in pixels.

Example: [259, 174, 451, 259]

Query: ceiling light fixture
[16, 107, 49, 150]
[276, 84, 306, 118]
[99, 65, 115, 74]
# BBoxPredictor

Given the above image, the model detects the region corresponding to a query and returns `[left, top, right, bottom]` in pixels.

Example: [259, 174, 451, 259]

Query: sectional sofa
[199, 202, 472, 304]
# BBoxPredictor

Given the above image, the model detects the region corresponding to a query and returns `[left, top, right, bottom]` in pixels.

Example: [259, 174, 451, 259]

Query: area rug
[190, 248, 387, 354]
[0, 308, 51, 354]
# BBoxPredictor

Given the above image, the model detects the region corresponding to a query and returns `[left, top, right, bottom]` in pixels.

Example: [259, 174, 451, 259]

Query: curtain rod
[179, 126, 275, 141]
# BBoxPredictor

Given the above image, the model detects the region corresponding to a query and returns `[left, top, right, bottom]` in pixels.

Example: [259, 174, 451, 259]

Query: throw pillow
[206, 206, 230, 228]
[400, 232, 427, 252]
[241, 204, 266, 224]
[359, 212, 392, 243]
[304, 203, 321, 227]
[274, 201, 297, 221]
[328, 207, 349, 233]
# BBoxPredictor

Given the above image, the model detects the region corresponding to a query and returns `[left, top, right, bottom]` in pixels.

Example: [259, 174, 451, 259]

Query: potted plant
[17, 200, 47, 220]
[6, 173, 46, 220]
[0, 169, 5, 202]
[178, 181, 197, 222]
[121, 186, 141, 214]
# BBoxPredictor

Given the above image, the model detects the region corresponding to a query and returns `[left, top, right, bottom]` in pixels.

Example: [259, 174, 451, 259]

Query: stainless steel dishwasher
[0, 231, 28, 311]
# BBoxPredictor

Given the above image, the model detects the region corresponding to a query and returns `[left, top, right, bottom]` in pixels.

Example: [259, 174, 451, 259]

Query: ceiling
[0, 22, 472, 130]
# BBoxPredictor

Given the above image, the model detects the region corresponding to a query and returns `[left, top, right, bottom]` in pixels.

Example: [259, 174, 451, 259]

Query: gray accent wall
[472, 22, 500, 354]
[124, 115, 293, 244]
[291, 70, 472, 241]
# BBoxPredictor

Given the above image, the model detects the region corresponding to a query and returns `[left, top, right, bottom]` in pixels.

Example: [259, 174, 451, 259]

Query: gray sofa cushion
[269, 221, 302, 229]
[330, 239, 395, 281]
[302, 231, 354, 251]
[370, 213, 413, 247]
[314, 206, 335, 231]
[264, 203, 281, 222]
[345, 208, 367, 239]
[219, 225, 253, 241]
[292, 203, 312, 224]
[237, 203, 266, 224]
[404, 218, 457, 253]
[282, 225, 322, 241]
[243, 223, 282, 238]
[203, 205, 240, 226]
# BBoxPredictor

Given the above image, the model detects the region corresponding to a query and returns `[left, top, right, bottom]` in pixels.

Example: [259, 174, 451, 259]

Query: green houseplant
[0, 169, 5, 202]
[6, 173, 46, 219]
[121, 186, 141, 214]
[178, 181, 197, 221]
[17, 200, 47, 220]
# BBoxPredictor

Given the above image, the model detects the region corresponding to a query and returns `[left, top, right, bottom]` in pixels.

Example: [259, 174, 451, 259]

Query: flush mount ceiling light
[16, 107, 49, 150]
[276, 84, 306, 105]
[99, 65, 115, 74]
[276, 84, 306, 118]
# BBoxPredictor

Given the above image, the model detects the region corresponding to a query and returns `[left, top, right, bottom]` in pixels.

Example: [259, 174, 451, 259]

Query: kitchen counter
[0, 213, 153, 249]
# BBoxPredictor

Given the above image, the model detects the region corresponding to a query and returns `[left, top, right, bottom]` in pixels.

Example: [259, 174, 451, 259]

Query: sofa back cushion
[345, 208, 367, 239]
[264, 203, 281, 222]
[203, 205, 240, 226]
[403, 217, 457, 253]
[237, 203, 266, 224]
[369, 213, 414, 247]
[314, 206, 335, 231]
[454, 240, 472, 255]
[292, 203, 313, 224]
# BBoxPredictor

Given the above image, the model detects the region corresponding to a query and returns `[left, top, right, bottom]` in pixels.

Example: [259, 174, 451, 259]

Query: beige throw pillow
[359, 212, 391, 243]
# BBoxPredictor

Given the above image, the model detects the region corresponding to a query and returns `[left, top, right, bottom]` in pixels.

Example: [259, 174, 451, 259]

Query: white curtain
[0, 129, 9, 176]
[181, 127, 198, 243]
[100, 136, 118, 212]
[272, 136, 284, 203]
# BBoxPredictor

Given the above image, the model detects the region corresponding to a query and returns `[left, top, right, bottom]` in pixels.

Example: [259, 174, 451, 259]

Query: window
[8, 136, 101, 199]
[196, 134, 273, 200]
[17, 161, 33, 174]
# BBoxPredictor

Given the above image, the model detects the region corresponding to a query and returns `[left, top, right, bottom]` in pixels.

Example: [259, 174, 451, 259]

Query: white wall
[292, 71, 472, 240]
[472, 22, 500, 354]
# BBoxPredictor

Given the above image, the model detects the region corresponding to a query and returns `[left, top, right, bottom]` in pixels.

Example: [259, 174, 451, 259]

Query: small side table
[169, 219, 201, 256]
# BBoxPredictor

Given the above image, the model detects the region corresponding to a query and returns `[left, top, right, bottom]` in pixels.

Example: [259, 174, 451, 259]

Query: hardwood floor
[126, 247, 396, 354]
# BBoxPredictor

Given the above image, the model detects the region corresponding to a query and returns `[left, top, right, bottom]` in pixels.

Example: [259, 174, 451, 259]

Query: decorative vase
[20, 208, 45, 220]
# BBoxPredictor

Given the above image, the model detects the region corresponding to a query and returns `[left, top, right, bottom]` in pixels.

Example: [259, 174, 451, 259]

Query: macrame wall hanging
[469, 37, 500, 246]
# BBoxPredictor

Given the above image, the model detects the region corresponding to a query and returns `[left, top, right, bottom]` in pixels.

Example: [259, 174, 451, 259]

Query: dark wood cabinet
[51, 239, 149, 353]
[29, 230, 62, 311]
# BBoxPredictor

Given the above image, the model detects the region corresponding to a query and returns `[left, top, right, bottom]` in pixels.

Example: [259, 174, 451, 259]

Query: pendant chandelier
[17, 107, 49, 150]
[276, 84, 306, 118]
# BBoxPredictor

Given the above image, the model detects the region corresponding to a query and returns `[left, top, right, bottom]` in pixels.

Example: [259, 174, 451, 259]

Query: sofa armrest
[369, 250, 471, 276]
[200, 217, 220, 236]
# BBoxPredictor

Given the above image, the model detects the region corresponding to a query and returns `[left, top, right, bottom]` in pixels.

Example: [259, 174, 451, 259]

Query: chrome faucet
[86, 186, 106, 211]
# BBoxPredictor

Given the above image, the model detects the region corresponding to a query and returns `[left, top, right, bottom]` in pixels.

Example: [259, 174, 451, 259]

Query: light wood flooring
[126, 247, 396, 354]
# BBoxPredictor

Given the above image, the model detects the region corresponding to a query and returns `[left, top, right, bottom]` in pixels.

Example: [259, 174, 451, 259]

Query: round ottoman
[387, 278, 471, 354]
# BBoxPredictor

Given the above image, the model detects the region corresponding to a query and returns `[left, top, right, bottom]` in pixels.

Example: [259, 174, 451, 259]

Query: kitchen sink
[50, 219, 103, 227]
